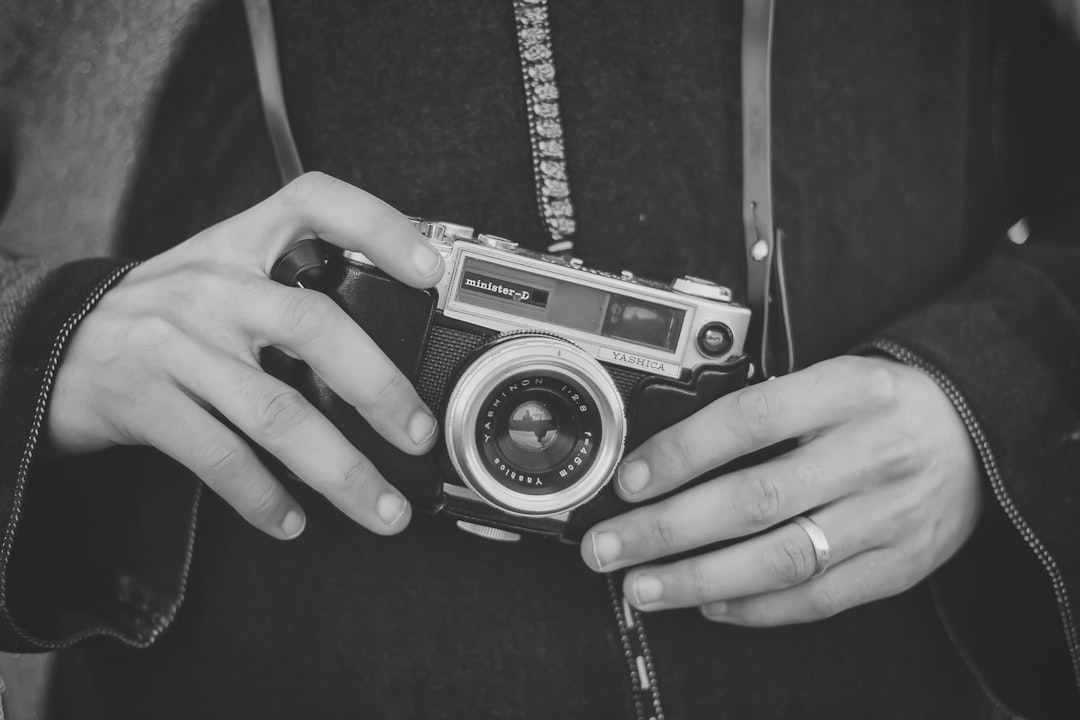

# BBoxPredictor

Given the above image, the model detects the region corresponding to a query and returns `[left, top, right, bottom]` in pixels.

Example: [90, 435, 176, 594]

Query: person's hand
[580, 355, 982, 625]
[47, 172, 444, 540]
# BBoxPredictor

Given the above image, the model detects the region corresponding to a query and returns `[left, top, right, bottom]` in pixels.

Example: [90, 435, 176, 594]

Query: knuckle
[735, 600, 775, 627]
[731, 387, 776, 444]
[202, 440, 248, 478]
[365, 204, 399, 240]
[790, 461, 823, 490]
[360, 370, 410, 413]
[871, 427, 922, 477]
[733, 474, 783, 529]
[336, 455, 374, 497]
[252, 387, 309, 439]
[766, 533, 816, 586]
[810, 584, 845, 619]
[647, 515, 680, 554]
[106, 365, 156, 416]
[660, 428, 696, 468]
[280, 171, 337, 210]
[686, 563, 713, 602]
[861, 363, 899, 409]
[244, 480, 281, 521]
[281, 290, 338, 342]
[360, 203, 400, 244]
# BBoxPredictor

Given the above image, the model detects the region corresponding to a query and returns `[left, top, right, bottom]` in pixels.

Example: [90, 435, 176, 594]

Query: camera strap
[243, 0, 303, 184]
[244, 0, 794, 376]
[741, 0, 795, 377]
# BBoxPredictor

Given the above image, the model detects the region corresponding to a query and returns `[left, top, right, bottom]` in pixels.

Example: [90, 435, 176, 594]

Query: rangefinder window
[601, 297, 683, 351]
[456, 257, 685, 352]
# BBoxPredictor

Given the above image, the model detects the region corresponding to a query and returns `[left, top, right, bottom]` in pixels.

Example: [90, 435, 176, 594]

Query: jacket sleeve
[870, 242, 1080, 719]
[863, 7, 1080, 715]
[0, 251, 202, 653]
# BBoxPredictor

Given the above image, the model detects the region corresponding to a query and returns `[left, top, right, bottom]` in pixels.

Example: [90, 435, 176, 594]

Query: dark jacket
[2, 0, 1080, 718]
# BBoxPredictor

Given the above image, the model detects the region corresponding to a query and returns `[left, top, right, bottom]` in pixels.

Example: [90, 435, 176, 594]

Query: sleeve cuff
[861, 254, 1080, 717]
[0, 258, 201, 651]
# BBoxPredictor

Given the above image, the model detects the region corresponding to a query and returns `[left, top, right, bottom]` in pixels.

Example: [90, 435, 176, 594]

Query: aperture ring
[444, 334, 625, 517]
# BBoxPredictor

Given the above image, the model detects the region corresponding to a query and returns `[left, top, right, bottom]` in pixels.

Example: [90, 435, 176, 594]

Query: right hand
[46, 172, 445, 540]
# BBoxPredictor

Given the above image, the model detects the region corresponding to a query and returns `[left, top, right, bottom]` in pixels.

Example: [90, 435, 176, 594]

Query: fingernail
[376, 491, 408, 527]
[411, 243, 442, 279]
[591, 531, 622, 570]
[407, 410, 438, 446]
[631, 574, 664, 606]
[617, 460, 650, 497]
[280, 509, 306, 539]
[702, 601, 728, 619]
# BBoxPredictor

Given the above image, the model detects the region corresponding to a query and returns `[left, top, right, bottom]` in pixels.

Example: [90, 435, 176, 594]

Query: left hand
[580, 355, 983, 626]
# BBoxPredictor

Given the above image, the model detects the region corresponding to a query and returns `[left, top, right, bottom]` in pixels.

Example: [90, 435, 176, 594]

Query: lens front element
[507, 399, 559, 453]
[477, 375, 604, 496]
[445, 334, 625, 517]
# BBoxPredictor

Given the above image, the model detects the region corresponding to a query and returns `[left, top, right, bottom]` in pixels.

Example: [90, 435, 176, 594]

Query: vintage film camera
[269, 220, 752, 543]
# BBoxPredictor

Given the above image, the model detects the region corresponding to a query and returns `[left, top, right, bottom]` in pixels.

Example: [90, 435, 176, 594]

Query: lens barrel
[444, 333, 625, 517]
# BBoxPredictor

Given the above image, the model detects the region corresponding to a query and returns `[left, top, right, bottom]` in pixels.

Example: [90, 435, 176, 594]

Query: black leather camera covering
[269, 247, 751, 542]
[266, 249, 446, 508]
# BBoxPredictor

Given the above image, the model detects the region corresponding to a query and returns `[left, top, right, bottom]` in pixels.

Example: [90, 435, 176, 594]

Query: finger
[138, 388, 306, 541]
[699, 547, 913, 626]
[168, 341, 412, 535]
[246, 280, 438, 454]
[619, 500, 883, 611]
[615, 357, 898, 501]
[243, 172, 444, 287]
[583, 433, 873, 571]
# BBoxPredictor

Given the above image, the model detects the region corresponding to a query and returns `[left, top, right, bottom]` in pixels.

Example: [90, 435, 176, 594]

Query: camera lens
[507, 399, 559, 453]
[474, 374, 604, 496]
[444, 333, 625, 517]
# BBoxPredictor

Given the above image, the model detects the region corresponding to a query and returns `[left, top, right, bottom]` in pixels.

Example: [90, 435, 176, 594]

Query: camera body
[269, 220, 752, 543]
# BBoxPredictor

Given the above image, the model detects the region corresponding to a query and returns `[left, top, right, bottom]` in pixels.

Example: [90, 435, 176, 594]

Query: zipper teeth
[607, 575, 647, 720]
[0, 262, 202, 650]
[606, 574, 666, 720]
[872, 339, 1080, 699]
[512, 0, 579, 253]
[629, 605, 665, 720]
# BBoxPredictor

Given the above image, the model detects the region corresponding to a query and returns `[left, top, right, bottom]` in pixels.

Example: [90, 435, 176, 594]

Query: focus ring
[444, 333, 625, 517]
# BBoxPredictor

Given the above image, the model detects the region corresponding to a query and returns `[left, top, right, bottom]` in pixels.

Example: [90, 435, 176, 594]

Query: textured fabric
[0, 256, 49, 375]
[0, 0, 204, 260]
[0, 0, 1078, 718]
[0, 257, 140, 641]
[880, 251, 1080, 717]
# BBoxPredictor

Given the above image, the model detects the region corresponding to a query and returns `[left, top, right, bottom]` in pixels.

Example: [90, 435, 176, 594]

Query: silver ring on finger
[791, 515, 830, 578]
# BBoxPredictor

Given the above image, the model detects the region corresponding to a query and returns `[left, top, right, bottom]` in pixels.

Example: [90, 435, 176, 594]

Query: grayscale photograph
[0, 0, 1078, 718]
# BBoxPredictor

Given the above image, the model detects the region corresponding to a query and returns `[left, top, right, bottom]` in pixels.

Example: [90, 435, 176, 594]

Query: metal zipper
[511, 0, 579, 254]
[0, 261, 202, 650]
[871, 339, 1080, 705]
[607, 574, 667, 720]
